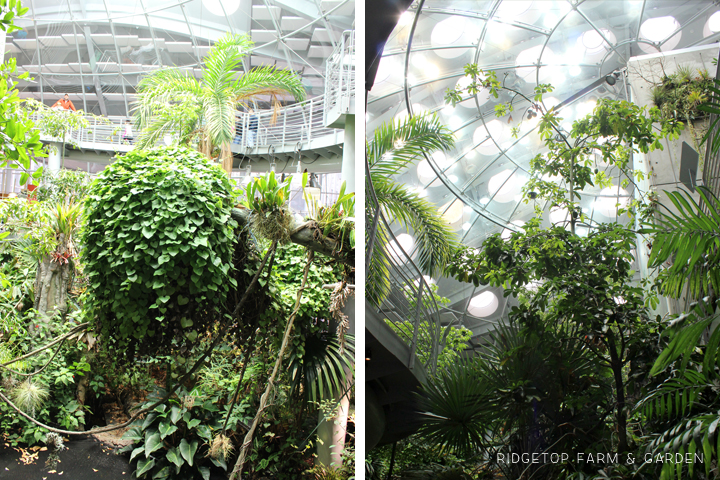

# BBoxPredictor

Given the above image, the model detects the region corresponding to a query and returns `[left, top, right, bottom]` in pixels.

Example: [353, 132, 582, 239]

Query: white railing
[31, 92, 342, 152]
[324, 30, 355, 124]
[231, 93, 339, 149]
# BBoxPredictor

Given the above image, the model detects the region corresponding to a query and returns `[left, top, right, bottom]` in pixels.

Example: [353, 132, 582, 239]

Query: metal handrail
[29, 92, 342, 152]
[324, 30, 355, 125]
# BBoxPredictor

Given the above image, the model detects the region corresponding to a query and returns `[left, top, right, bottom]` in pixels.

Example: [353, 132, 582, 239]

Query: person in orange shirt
[51, 93, 76, 111]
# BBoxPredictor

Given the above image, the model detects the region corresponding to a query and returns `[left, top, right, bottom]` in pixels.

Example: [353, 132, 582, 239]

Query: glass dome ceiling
[367, 0, 720, 341]
[5, 0, 354, 115]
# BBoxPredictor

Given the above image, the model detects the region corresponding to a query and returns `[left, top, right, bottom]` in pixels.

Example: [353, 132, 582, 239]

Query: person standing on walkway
[247, 109, 259, 147]
[51, 93, 76, 111]
[123, 120, 133, 145]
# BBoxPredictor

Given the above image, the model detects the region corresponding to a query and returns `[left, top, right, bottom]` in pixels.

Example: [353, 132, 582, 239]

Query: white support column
[341, 115, 355, 192]
[48, 142, 62, 173]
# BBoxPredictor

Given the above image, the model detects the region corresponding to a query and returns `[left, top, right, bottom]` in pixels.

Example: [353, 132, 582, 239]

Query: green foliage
[367, 113, 458, 305]
[35, 168, 91, 204]
[242, 170, 292, 213]
[651, 67, 713, 121]
[0, 2, 46, 186]
[82, 146, 238, 355]
[121, 389, 230, 480]
[288, 332, 353, 404]
[446, 66, 682, 225]
[268, 243, 353, 403]
[0, 316, 93, 445]
[242, 171, 294, 243]
[133, 32, 305, 156]
[304, 174, 355, 252]
[0, 197, 59, 259]
[385, 318, 471, 372]
[642, 186, 720, 299]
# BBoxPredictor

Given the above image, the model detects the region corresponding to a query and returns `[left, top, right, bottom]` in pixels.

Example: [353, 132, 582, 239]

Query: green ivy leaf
[179, 438, 198, 467]
[136, 458, 155, 477]
[144, 432, 163, 457]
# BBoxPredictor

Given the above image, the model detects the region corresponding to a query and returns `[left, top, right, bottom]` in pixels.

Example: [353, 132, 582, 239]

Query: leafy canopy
[82, 146, 238, 355]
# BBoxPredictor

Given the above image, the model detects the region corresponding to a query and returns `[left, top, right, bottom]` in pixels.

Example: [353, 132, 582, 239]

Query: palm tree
[366, 113, 458, 305]
[133, 33, 306, 173]
[644, 186, 720, 300]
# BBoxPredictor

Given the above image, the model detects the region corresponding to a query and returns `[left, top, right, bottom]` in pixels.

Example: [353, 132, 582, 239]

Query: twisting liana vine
[229, 249, 315, 480]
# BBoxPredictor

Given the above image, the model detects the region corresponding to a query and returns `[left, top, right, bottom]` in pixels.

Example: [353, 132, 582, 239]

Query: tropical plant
[133, 32, 306, 173]
[367, 113, 458, 305]
[304, 173, 355, 253]
[449, 220, 660, 455]
[0, 0, 46, 187]
[81, 145, 238, 356]
[10, 379, 49, 417]
[120, 388, 234, 480]
[35, 168, 91, 204]
[288, 332, 354, 404]
[241, 170, 294, 243]
[633, 186, 720, 479]
[416, 319, 618, 479]
[24, 98, 103, 168]
[643, 186, 720, 300]
[446, 64, 683, 233]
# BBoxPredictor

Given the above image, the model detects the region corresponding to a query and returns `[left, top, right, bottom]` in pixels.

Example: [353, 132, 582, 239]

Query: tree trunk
[33, 233, 71, 323]
[607, 333, 628, 453]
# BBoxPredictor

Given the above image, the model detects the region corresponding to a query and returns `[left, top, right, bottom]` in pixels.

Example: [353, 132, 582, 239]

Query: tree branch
[230, 208, 353, 266]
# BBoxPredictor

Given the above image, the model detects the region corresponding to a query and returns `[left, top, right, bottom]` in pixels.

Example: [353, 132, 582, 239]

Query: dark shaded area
[0, 438, 130, 480]
[365, 0, 414, 93]
[0, 438, 229, 480]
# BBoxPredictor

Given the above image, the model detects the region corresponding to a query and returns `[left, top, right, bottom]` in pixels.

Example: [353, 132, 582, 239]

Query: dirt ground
[0, 437, 131, 480]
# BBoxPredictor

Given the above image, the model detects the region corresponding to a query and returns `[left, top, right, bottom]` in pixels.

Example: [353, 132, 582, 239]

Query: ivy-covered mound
[82, 146, 237, 355]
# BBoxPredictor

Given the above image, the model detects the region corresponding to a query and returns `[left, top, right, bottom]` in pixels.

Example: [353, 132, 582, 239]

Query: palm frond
[643, 186, 720, 298]
[202, 91, 236, 147]
[366, 223, 391, 307]
[231, 66, 307, 105]
[132, 69, 203, 129]
[416, 359, 491, 456]
[373, 178, 457, 276]
[289, 332, 354, 404]
[367, 113, 455, 177]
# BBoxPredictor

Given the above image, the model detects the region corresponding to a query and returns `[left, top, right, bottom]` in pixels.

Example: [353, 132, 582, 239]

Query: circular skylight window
[639, 16, 681, 53]
[417, 151, 448, 187]
[431, 16, 472, 59]
[440, 199, 465, 227]
[474, 119, 512, 155]
[488, 169, 522, 203]
[549, 206, 569, 225]
[468, 290, 499, 317]
[704, 11, 720, 36]
[577, 29, 616, 60]
[203, 0, 241, 16]
[516, 45, 555, 82]
[456, 75, 491, 109]
[387, 233, 416, 263]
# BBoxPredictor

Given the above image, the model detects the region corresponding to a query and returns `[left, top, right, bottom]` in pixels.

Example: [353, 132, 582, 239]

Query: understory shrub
[121, 387, 236, 480]
[82, 146, 238, 355]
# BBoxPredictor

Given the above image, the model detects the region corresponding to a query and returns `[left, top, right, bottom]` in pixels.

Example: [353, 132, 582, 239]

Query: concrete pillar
[341, 115, 355, 193]
[316, 381, 352, 468]
[317, 295, 355, 468]
[48, 142, 62, 173]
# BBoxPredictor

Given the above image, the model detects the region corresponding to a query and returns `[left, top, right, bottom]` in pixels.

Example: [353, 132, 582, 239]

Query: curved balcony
[30, 90, 345, 165]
